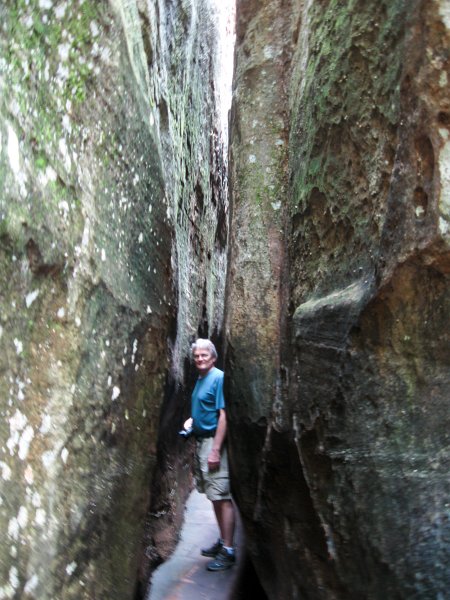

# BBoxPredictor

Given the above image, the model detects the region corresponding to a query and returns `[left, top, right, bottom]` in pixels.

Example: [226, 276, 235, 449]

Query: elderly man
[182, 338, 236, 571]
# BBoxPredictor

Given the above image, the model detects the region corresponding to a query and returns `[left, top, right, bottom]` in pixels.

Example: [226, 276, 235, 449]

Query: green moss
[3, 0, 102, 174]
[290, 0, 407, 207]
[35, 155, 48, 170]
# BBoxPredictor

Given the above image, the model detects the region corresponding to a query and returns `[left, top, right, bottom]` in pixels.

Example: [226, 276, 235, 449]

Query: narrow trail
[146, 491, 243, 600]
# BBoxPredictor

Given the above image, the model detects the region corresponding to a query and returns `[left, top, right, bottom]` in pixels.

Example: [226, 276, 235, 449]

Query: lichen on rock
[227, 0, 450, 598]
[0, 1, 229, 598]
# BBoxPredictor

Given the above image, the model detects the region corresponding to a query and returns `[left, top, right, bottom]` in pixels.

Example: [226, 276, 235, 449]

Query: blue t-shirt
[191, 367, 225, 435]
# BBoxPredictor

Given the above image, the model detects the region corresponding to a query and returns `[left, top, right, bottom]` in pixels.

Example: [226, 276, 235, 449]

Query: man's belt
[195, 429, 216, 440]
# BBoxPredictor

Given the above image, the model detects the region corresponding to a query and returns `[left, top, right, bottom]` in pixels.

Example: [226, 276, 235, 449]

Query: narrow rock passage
[147, 490, 243, 600]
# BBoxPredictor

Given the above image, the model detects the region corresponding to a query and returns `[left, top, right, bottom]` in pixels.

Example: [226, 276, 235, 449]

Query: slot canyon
[0, 1, 449, 599]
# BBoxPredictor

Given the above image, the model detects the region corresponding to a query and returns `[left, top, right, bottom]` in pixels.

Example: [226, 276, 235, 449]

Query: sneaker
[201, 539, 223, 557]
[206, 547, 236, 571]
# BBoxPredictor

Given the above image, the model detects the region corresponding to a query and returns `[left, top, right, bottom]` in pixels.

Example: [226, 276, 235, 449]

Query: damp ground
[146, 490, 243, 600]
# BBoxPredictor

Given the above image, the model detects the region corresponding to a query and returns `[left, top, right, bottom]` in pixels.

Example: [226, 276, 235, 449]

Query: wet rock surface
[227, 0, 450, 598]
[0, 1, 228, 598]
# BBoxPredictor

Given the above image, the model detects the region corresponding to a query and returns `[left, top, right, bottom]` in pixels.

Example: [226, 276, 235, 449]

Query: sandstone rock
[227, 0, 450, 598]
[0, 1, 228, 598]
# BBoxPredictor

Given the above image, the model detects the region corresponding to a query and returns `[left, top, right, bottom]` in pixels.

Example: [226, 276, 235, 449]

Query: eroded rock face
[227, 0, 450, 598]
[0, 1, 227, 598]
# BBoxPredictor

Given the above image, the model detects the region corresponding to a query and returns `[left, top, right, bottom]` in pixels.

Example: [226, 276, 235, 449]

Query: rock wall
[227, 0, 450, 598]
[0, 1, 228, 598]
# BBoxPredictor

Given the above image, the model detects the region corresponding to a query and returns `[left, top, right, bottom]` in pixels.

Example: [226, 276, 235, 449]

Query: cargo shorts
[194, 437, 232, 502]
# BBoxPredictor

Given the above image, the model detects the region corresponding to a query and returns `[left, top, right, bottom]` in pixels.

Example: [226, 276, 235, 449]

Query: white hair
[191, 338, 218, 359]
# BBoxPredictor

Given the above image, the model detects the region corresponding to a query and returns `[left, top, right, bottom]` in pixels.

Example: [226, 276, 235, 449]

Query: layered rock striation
[227, 0, 450, 598]
[0, 1, 228, 598]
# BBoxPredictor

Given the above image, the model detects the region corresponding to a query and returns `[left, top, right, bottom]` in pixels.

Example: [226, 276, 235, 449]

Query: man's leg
[212, 499, 235, 547]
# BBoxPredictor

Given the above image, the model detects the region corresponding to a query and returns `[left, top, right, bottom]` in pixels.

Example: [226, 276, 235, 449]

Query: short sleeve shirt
[191, 367, 225, 435]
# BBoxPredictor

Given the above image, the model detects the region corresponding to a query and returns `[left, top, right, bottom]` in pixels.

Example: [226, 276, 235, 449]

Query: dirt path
[146, 490, 243, 600]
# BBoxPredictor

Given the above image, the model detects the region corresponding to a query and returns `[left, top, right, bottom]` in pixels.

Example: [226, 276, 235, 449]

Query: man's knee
[205, 474, 231, 501]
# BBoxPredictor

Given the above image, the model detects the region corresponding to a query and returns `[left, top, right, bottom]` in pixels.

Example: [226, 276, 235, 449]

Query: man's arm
[208, 408, 227, 470]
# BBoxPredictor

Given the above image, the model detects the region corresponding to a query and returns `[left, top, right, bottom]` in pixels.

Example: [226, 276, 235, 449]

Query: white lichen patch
[39, 0, 53, 9]
[264, 45, 276, 59]
[415, 206, 425, 218]
[131, 338, 138, 363]
[59, 200, 70, 216]
[57, 307, 66, 319]
[38, 165, 57, 187]
[100, 46, 111, 63]
[7, 431, 19, 455]
[271, 201, 281, 210]
[439, 217, 449, 236]
[8, 517, 20, 540]
[25, 289, 40, 308]
[56, 63, 70, 85]
[18, 425, 34, 460]
[66, 562, 77, 576]
[13, 338, 23, 355]
[40, 414, 52, 434]
[55, 3, 67, 19]
[7, 124, 20, 175]
[10, 409, 27, 433]
[439, 139, 450, 222]
[112, 386, 120, 400]
[438, 0, 450, 29]
[35, 508, 46, 527]
[58, 43, 71, 62]
[24, 464, 34, 484]
[17, 379, 26, 401]
[24, 575, 39, 595]
[58, 137, 72, 171]
[61, 447, 69, 464]
[248, 154, 257, 163]
[81, 218, 91, 249]
[41, 450, 57, 469]
[9, 567, 19, 590]
[90, 21, 100, 37]
[0, 461, 12, 481]
[17, 506, 28, 528]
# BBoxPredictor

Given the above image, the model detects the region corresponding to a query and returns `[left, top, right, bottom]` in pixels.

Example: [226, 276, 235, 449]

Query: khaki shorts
[194, 437, 231, 502]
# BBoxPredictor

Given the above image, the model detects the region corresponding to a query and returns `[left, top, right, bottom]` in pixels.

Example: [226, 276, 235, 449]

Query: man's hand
[207, 448, 221, 471]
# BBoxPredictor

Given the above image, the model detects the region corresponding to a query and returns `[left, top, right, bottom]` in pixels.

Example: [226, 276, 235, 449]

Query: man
[182, 338, 236, 571]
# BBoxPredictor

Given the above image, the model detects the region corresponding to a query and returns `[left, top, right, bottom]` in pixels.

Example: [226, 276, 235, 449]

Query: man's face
[193, 348, 216, 375]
